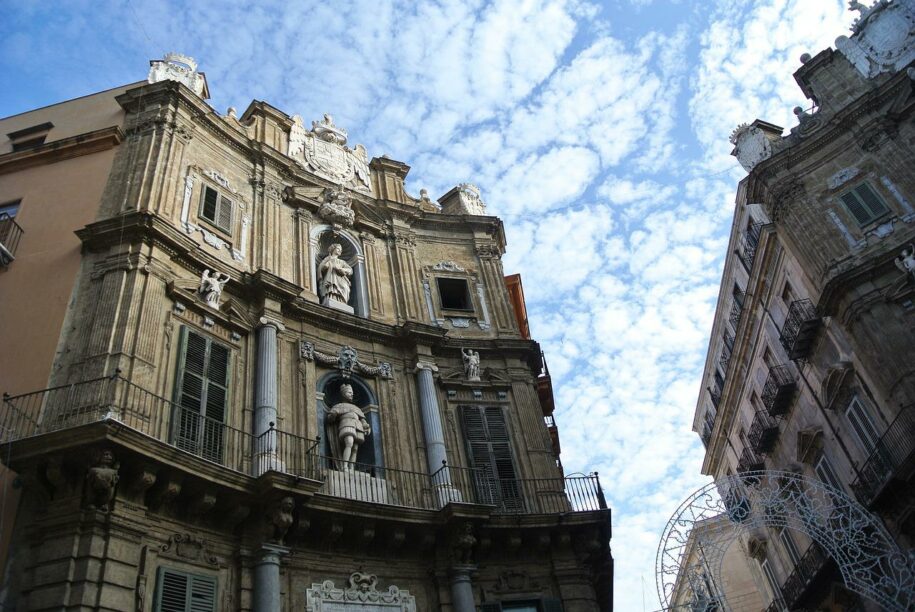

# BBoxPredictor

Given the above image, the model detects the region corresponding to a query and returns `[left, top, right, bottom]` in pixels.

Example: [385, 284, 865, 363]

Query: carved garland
[306, 572, 416, 612]
[300, 342, 393, 379]
[159, 533, 221, 567]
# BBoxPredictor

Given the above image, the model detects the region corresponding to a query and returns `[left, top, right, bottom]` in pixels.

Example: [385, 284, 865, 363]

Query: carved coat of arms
[289, 114, 373, 195]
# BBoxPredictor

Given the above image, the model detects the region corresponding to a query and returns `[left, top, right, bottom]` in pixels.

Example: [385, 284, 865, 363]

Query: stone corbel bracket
[299, 342, 392, 379]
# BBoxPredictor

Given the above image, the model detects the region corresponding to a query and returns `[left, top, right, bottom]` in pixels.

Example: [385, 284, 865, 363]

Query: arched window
[310, 226, 369, 317]
[316, 373, 382, 470]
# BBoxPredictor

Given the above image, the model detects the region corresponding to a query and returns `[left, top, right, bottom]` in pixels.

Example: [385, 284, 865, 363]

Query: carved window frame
[197, 182, 235, 238]
[421, 262, 485, 328]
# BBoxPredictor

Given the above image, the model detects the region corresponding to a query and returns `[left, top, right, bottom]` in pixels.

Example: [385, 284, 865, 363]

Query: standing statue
[326, 383, 371, 470]
[199, 269, 230, 308]
[86, 448, 119, 512]
[462, 348, 481, 382]
[318, 243, 353, 306]
[267, 496, 295, 544]
[896, 244, 915, 280]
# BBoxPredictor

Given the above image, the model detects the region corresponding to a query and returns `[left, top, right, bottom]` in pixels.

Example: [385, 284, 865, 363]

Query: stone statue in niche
[896, 244, 915, 280]
[462, 348, 481, 382]
[318, 243, 353, 312]
[452, 522, 477, 565]
[326, 383, 371, 470]
[199, 269, 230, 308]
[85, 448, 119, 512]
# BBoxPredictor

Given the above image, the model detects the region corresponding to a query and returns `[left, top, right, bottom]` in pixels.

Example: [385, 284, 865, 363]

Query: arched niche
[310, 225, 369, 317]
[316, 372, 383, 471]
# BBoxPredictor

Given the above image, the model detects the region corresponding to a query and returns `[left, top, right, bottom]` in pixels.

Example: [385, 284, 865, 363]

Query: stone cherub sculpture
[199, 269, 230, 308]
[896, 244, 915, 280]
[86, 448, 119, 512]
[318, 243, 353, 307]
[452, 522, 477, 565]
[462, 348, 481, 382]
[326, 383, 371, 470]
[267, 496, 295, 544]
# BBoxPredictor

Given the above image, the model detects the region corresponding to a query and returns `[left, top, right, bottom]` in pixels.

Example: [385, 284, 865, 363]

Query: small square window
[7, 121, 53, 152]
[840, 182, 889, 226]
[198, 185, 234, 234]
[437, 277, 472, 311]
[0, 200, 20, 219]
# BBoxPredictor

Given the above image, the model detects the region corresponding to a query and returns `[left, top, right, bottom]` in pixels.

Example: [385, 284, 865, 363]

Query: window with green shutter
[173, 327, 231, 464]
[199, 185, 234, 234]
[840, 182, 889, 226]
[154, 567, 217, 612]
[460, 405, 523, 511]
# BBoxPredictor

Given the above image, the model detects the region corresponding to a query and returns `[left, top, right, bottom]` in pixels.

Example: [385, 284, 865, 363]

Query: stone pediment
[288, 114, 374, 196]
[166, 279, 256, 333]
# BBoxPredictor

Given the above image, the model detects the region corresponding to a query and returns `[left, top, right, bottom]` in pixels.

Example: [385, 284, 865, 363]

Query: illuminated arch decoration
[656, 471, 915, 611]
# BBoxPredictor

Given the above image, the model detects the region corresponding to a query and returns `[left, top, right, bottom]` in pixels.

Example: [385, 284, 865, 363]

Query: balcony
[779, 299, 821, 360]
[736, 446, 764, 475]
[765, 542, 832, 612]
[1, 374, 607, 516]
[738, 223, 764, 271]
[701, 422, 713, 447]
[852, 404, 915, 507]
[761, 365, 797, 418]
[709, 385, 721, 409]
[0, 212, 23, 265]
[728, 299, 743, 330]
[718, 343, 732, 373]
[748, 409, 780, 454]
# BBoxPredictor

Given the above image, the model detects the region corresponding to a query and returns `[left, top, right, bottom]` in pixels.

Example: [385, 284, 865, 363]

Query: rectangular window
[437, 277, 473, 311]
[845, 396, 880, 453]
[760, 559, 783, 609]
[154, 567, 217, 612]
[0, 200, 20, 219]
[7, 121, 53, 152]
[198, 185, 234, 234]
[778, 528, 801, 568]
[173, 327, 231, 464]
[460, 405, 522, 511]
[840, 182, 889, 226]
[815, 455, 844, 492]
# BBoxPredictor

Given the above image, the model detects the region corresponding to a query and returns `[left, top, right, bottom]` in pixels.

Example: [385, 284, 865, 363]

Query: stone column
[253, 544, 289, 612]
[450, 565, 476, 612]
[254, 318, 284, 475]
[354, 257, 369, 316]
[415, 361, 460, 505]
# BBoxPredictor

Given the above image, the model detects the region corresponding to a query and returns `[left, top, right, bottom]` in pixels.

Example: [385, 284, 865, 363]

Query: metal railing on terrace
[765, 542, 830, 612]
[2, 374, 607, 516]
[779, 299, 821, 361]
[738, 223, 764, 271]
[761, 364, 797, 418]
[852, 404, 915, 507]
[0, 212, 23, 265]
[748, 409, 779, 455]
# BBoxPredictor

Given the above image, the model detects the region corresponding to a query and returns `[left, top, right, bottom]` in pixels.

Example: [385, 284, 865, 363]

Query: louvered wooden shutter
[841, 183, 889, 226]
[841, 192, 871, 225]
[460, 406, 520, 510]
[216, 195, 233, 233]
[201, 187, 219, 224]
[173, 327, 230, 463]
[155, 567, 217, 612]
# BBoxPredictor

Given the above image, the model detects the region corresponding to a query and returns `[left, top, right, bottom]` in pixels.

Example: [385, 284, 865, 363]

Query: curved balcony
[779, 299, 821, 361]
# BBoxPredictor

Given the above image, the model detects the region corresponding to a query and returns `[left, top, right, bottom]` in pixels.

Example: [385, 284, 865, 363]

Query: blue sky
[1, 0, 855, 609]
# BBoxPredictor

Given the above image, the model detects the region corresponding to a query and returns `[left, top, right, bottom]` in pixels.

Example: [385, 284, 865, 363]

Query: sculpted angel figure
[462, 348, 481, 382]
[318, 243, 353, 305]
[896, 244, 915, 280]
[199, 269, 230, 307]
[326, 383, 371, 470]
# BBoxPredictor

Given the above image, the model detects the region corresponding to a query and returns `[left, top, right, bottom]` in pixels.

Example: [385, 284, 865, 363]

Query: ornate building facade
[690, 1, 915, 610]
[0, 54, 612, 611]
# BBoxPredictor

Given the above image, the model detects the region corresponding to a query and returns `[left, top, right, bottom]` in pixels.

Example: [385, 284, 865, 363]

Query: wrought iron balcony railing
[736, 446, 764, 475]
[761, 364, 797, 418]
[2, 375, 607, 516]
[852, 404, 915, 507]
[728, 299, 743, 330]
[738, 223, 764, 271]
[701, 422, 713, 447]
[779, 299, 821, 360]
[718, 343, 732, 374]
[748, 409, 780, 455]
[765, 542, 830, 612]
[708, 385, 721, 409]
[0, 212, 22, 265]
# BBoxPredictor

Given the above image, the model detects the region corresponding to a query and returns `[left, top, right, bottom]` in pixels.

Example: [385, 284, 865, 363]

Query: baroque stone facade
[693, 2, 915, 610]
[0, 54, 612, 611]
